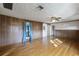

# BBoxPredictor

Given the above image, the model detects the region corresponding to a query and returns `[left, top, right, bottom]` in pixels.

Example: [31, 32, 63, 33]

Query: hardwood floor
[0, 37, 79, 56]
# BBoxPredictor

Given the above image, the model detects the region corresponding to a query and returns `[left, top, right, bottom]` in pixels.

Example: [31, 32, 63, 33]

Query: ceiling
[0, 3, 79, 23]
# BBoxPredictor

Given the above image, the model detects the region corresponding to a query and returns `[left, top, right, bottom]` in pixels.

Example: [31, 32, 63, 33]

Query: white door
[42, 23, 48, 46]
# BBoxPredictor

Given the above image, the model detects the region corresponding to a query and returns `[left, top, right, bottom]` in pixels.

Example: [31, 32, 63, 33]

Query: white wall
[42, 23, 48, 46]
[42, 23, 54, 46]
[49, 25, 53, 36]
[52, 21, 79, 30]
[42, 23, 54, 37]
[42, 23, 48, 37]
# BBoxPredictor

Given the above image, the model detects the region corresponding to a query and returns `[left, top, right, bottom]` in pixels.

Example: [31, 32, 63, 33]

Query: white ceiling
[0, 3, 79, 23]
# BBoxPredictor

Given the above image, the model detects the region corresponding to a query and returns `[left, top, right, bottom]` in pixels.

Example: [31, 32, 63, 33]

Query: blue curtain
[22, 22, 32, 47]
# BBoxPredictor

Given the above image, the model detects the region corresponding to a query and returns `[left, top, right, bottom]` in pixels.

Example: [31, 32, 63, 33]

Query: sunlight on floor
[50, 38, 63, 47]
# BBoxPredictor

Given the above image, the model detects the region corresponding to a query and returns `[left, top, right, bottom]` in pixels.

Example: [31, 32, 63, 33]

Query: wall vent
[3, 3, 13, 10]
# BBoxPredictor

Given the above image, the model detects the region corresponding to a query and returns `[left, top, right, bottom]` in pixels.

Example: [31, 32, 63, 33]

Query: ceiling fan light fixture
[50, 16, 62, 22]
[52, 19, 57, 22]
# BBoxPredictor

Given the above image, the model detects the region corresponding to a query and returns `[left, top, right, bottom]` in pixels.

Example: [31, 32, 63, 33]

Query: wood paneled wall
[0, 15, 24, 46]
[32, 21, 42, 40]
[52, 20, 79, 39]
[0, 15, 42, 46]
[54, 30, 79, 39]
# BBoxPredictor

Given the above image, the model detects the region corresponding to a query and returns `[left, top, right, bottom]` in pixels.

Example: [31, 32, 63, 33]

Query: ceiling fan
[48, 16, 62, 22]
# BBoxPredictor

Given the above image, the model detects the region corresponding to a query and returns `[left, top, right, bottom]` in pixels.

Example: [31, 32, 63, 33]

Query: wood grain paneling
[32, 21, 42, 40]
[0, 15, 24, 46]
[0, 14, 42, 46]
[54, 30, 79, 39]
